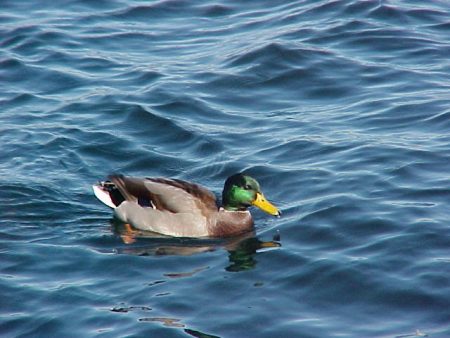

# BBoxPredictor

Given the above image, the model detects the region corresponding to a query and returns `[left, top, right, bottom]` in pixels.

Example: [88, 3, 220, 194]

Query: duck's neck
[222, 205, 247, 212]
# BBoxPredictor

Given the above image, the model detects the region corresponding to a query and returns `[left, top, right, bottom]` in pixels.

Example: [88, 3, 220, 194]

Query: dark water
[1, 0, 450, 337]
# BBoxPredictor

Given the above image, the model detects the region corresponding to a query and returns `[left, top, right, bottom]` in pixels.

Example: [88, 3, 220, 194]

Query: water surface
[1, 0, 450, 337]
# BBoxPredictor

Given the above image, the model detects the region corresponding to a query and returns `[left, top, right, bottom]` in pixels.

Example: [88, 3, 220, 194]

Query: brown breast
[209, 210, 254, 237]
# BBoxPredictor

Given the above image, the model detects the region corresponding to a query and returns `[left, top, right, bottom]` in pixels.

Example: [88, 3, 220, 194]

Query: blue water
[1, 0, 450, 337]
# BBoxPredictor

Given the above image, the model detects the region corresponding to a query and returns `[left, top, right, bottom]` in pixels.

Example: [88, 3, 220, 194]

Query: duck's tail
[92, 180, 125, 208]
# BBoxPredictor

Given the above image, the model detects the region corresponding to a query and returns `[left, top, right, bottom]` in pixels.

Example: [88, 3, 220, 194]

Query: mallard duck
[93, 173, 280, 237]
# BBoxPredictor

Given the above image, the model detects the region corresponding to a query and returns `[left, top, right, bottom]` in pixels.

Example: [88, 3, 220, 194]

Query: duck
[93, 173, 280, 238]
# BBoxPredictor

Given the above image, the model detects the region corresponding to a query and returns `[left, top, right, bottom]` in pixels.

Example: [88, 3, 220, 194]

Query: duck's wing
[109, 175, 218, 215]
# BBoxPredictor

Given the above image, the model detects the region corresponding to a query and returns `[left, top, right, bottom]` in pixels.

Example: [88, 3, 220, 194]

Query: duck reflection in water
[110, 220, 281, 272]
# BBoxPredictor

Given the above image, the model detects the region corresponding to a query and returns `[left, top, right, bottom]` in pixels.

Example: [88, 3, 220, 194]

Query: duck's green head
[222, 173, 280, 216]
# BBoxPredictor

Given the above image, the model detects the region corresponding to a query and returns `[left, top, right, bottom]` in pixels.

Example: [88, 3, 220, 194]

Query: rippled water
[1, 0, 450, 337]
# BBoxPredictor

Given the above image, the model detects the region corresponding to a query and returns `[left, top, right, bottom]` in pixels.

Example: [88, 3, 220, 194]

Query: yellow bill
[252, 192, 280, 217]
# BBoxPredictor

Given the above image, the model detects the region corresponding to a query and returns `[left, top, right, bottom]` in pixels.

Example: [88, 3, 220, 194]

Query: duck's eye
[244, 184, 252, 190]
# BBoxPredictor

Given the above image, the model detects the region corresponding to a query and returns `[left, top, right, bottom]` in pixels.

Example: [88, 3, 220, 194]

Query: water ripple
[1, 0, 450, 337]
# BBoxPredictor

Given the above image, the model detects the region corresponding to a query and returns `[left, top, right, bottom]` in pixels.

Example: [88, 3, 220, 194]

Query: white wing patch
[92, 184, 116, 209]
